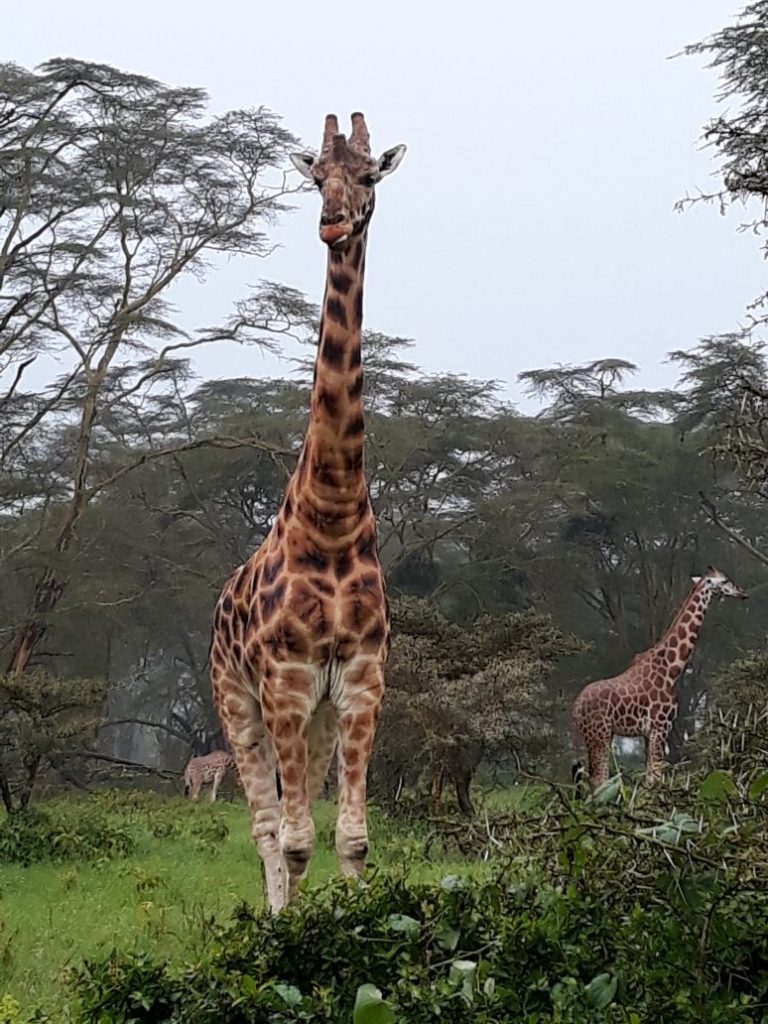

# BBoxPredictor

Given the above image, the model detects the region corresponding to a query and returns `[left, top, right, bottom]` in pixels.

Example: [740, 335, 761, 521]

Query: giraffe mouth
[320, 222, 352, 247]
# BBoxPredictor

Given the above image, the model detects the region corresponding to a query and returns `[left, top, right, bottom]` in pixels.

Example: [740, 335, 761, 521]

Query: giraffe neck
[293, 233, 369, 515]
[652, 582, 714, 684]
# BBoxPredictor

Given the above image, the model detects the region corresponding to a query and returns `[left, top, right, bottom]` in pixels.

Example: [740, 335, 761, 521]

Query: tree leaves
[386, 913, 420, 938]
[353, 984, 396, 1024]
[585, 972, 617, 1010]
[699, 769, 737, 804]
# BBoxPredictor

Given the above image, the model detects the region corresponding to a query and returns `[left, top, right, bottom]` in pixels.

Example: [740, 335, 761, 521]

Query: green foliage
[0, 790, 238, 866]
[0, 805, 134, 866]
[0, 771, 762, 1022]
[66, 859, 766, 1022]
[0, 670, 107, 813]
[56, 751, 768, 1024]
[690, 650, 768, 767]
[374, 597, 585, 810]
[0, 996, 21, 1024]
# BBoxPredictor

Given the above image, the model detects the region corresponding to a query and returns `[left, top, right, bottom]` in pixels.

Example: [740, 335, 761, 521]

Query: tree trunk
[0, 771, 14, 814]
[5, 326, 123, 677]
[5, 568, 65, 675]
[452, 767, 475, 818]
[668, 673, 700, 764]
[430, 766, 445, 812]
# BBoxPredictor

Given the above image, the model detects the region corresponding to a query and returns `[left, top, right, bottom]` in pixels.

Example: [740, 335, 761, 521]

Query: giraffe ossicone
[572, 566, 748, 789]
[209, 113, 405, 913]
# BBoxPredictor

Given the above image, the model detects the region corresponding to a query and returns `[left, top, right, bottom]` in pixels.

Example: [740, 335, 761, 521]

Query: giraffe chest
[255, 564, 388, 652]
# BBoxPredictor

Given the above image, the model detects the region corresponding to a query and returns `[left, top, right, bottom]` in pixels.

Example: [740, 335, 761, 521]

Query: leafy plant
[0, 805, 134, 865]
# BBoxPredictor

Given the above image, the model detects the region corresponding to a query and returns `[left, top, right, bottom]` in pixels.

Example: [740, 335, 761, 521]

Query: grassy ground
[0, 791, 510, 1016]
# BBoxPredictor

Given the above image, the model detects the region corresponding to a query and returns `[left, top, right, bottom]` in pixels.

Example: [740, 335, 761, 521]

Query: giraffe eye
[358, 174, 377, 188]
[313, 178, 324, 190]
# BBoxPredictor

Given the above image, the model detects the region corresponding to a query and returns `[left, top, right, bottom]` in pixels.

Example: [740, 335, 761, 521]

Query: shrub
[0, 805, 134, 865]
[66, 760, 768, 1024]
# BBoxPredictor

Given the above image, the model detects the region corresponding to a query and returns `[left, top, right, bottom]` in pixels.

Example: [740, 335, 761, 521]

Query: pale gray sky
[6, 1, 763, 408]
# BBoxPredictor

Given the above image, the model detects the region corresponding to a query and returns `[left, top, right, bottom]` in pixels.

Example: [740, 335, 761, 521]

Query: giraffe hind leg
[210, 767, 224, 802]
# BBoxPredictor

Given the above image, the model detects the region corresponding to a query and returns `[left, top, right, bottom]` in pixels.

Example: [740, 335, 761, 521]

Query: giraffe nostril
[321, 211, 346, 226]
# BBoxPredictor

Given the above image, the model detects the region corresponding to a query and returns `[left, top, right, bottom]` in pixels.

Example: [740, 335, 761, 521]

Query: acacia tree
[374, 597, 584, 815]
[680, 0, 768, 314]
[477, 357, 768, 764]
[677, 3, 768, 519]
[0, 60, 299, 674]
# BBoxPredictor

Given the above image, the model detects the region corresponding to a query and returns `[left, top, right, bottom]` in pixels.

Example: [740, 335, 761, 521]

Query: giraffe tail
[183, 764, 192, 797]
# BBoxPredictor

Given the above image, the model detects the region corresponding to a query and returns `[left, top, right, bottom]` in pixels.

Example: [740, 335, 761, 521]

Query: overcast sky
[5, 1, 763, 410]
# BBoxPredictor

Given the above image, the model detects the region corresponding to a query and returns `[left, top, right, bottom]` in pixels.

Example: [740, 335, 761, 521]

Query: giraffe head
[691, 566, 748, 600]
[290, 113, 406, 250]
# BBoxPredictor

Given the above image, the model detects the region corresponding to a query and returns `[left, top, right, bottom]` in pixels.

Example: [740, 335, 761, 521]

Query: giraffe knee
[252, 808, 280, 855]
[336, 830, 368, 864]
[279, 819, 316, 874]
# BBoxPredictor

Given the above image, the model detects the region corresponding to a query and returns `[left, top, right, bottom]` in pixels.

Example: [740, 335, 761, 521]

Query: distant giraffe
[209, 113, 406, 912]
[572, 567, 748, 787]
[183, 750, 236, 802]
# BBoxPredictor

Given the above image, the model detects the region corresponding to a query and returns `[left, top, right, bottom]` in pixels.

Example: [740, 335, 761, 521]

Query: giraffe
[183, 750, 236, 802]
[572, 567, 747, 788]
[209, 113, 405, 912]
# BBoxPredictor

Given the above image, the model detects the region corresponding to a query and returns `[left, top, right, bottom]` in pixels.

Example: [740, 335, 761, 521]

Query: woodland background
[2, 8, 768, 819]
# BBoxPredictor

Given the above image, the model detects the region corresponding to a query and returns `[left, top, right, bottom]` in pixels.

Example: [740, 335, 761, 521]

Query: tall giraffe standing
[572, 567, 747, 787]
[209, 113, 405, 912]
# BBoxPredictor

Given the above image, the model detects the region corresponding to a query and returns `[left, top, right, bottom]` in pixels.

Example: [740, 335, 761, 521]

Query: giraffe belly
[613, 721, 649, 739]
[606, 685, 650, 738]
[612, 704, 652, 738]
[308, 653, 382, 712]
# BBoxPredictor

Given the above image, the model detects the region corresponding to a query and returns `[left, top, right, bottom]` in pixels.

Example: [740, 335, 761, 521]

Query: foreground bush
[65, 760, 768, 1024]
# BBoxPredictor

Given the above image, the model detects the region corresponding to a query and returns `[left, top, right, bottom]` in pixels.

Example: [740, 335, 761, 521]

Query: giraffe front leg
[333, 661, 384, 879]
[219, 685, 286, 912]
[267, 670, 316, 905]
[645, 728, 668, 787]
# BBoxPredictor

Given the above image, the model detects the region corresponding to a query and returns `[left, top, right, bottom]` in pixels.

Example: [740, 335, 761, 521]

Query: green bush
[66, 761, 768, 1024]
[0, 789, 239, 866]
[0, 806, 135, 865]
[66, 869, 768, 1023]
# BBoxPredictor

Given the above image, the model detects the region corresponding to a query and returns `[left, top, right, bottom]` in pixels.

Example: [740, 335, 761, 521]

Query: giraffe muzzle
[320, 222, 352, 246]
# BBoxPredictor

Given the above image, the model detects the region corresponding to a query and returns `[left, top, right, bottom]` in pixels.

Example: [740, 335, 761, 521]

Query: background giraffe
[572, 567, 747, 787]
[209, 113, 406, 912]
[183, 750, 235, 802]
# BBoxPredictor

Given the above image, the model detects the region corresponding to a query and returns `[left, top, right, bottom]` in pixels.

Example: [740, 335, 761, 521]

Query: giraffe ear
[290, 152, 317, 180]
[377, 144, 407, 179]
[691, 576, 702, 585]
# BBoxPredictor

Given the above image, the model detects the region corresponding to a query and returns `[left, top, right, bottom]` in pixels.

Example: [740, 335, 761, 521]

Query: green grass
[0, 793, 491, 1016]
